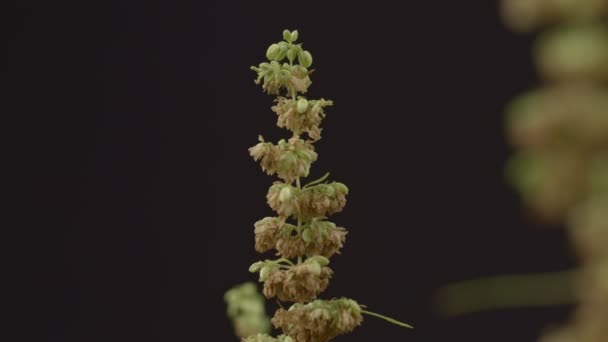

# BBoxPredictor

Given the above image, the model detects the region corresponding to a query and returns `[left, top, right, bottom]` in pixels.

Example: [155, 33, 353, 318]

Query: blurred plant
[435, 2, 608, 342]
[502, 1, 608, 341]
[225, 29, 413, 342]
[225, 282, 272, 339]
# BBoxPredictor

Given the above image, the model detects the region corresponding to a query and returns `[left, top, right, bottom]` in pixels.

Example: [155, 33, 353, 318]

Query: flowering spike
[226, 29, 413, 341]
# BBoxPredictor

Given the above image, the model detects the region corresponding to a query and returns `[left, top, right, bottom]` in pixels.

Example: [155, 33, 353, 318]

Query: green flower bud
[266, 44, 281, 61]
[259, 265, 271, 281]
[283, 29, 292, 42]
[290, 30, 299, 42]
[308, 260, 321, 276]
[345, 299, 362, 314]
[287, 47, 298, 63]
[249, 261, 264, 273]
[296, 98, 309, 113]
[333, 182, 349, 194]
[308, 255, 330, 266]
[279, 186, 293, 202]
[321, 184, 335, 196]
[301, 228, 312, 244]
[277, 42, 289, 60]
[298, 50, 313, 68]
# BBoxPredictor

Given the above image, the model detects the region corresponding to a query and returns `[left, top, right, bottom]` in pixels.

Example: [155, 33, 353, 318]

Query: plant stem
[296, 176, 303, 265]
[360, 310, 414, 329]
[276, 258, 295, 266]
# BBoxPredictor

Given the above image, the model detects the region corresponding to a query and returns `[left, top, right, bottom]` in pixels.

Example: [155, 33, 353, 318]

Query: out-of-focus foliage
[435, 2, 608, 342]
[501, 0, 608, 32]
[535, 24, 608, 82]
[224, 282, 272, 339]
[502, 0, 608, 341]
[505, 84, 608, 221]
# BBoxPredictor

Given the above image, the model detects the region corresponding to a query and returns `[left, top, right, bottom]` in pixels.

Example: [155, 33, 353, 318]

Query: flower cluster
[266, 182, 349, 219]
[254, 217, 347, 258]
[263, 263, 333, 302]
[271, 298, 364, 342]
[250, 30, 313, 97]
[250, 136, 318, 183]
[271, 97, 333, 141]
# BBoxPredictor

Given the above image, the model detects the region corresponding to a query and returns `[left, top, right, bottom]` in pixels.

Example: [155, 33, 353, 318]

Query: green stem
[296, 176, 303, 265]
[302, 172, 330, 189]
[361, 310, 414, 329]
[276, 258, 295, 266]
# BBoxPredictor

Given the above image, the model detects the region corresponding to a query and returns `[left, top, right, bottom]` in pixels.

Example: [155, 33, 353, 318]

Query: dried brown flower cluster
[272, 97, 333, 141]
[262, 262, 333, 302]
[266, 182, 349, 219]
[254, 217, 346, 259]
[502, 2, 608, 342]
[250, 137, 318, 183]
[272, 299, 363, 342]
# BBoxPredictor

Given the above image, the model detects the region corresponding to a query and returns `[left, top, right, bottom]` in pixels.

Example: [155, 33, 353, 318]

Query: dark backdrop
[8, 1, 575, 341]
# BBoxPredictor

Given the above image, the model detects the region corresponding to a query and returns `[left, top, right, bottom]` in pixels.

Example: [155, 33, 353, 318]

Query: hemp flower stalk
[229, 30, 413, 342]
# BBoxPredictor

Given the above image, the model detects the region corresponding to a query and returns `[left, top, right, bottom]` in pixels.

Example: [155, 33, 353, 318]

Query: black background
[8, 1, 576, 341]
